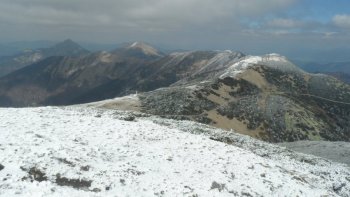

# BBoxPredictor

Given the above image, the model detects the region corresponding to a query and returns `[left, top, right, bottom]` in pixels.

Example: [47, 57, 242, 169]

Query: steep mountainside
[133, 50, 244, 91]
[137, 54, 350, 142]
[0, 43, 164, 106]
[0, 49, 244, 107]
[0, 39, 89, 77]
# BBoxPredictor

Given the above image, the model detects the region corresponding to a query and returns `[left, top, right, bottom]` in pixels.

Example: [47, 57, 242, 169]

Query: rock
[55, 173, 92, 190]
[92, 188, 101, 192]
[80, 165, 90, 171]
[333, 182, 346, 193]
[123, 115, 135, 121]
[210, 181, 226, 192]
[21, 167, 47, 182]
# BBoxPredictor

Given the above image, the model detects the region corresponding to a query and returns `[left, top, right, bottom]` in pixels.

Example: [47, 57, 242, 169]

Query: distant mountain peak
[62, 38, 74, 43]
[129, 41, 142, 48]
[126, 41, 162, 57]
[128, 41, 149, 48]
[44, 39, 89, 57]
[53, 39, 82, 49]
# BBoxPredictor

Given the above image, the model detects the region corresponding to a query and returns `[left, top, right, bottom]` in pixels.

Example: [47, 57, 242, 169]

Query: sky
[0, 0, 350, 58]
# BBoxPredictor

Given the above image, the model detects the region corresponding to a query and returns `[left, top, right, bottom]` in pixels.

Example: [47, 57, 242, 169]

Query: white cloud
[333, 14, 350, 28]
[267, 18, 304, 28]
[323, 32, 338, 38]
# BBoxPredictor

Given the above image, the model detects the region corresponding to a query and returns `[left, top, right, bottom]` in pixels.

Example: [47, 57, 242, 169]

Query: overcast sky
[1, 0, 350, 55]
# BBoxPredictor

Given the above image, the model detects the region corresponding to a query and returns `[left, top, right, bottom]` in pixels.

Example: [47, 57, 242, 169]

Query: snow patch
[220, 53, 300, 78]
[127, 42, 161, 57]
[98, 51, 113, 63]
[130, 42, 139, 48]
[263, 53, 288, 62]
[219, 55, 261, 78]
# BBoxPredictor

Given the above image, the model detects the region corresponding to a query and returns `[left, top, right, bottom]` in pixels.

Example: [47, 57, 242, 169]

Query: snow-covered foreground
[0, 107, 349, 196]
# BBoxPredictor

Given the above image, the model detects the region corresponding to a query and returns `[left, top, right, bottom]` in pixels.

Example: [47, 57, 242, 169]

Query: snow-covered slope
[127, 42, 163, 57]
[220, 53, 304, 78]
[0, 107, 349, 196]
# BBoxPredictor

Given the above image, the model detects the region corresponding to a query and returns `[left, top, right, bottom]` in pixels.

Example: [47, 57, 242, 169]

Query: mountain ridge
[0, 42, 165, 106]
[0, 48, 349, 143]
[0, 39, 90, 77]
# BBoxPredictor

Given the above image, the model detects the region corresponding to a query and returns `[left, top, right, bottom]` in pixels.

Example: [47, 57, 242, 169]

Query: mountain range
[0, 39, 89, 77]
[0, 40, 349, 143]
[0, 41, 164, 106]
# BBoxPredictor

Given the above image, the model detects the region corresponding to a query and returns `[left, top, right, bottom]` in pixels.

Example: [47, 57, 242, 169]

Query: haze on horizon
[1, 0, 350, 61]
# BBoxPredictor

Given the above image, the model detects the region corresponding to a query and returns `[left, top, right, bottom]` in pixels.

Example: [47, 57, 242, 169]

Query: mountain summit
[124, 41, 164, 57]
[44, 39, 89, 57]
[220, 53, 303, 79]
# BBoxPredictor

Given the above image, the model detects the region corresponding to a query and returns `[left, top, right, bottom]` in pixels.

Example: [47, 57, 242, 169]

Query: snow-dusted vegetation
[0, 107, 349, 196]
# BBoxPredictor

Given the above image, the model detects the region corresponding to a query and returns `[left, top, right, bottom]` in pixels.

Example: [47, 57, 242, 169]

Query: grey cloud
[0, 0, 297, 28]
[1, 0, 349, 59]
[0, 0, 302, 48]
